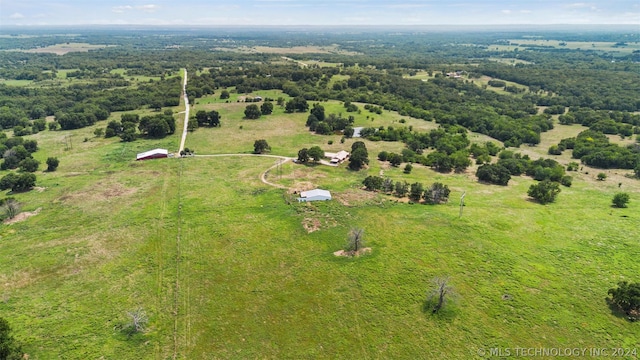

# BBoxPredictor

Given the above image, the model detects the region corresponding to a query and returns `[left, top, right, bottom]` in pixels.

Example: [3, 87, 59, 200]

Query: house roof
[136, 148, 169, 160]
[300, 189, 331, 198]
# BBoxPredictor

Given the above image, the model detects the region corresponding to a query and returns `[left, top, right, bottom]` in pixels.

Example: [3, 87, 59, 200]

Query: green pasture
[0, 86, 638, 359]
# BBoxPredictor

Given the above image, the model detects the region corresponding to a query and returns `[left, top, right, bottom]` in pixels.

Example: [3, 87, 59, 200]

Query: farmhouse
[324, 150, 350, 164]
[298, 189, 332, 202]
[136, 148, 169, 161]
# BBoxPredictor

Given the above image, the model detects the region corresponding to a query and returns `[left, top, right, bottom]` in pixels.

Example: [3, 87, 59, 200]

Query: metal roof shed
[298, 189, 332, 202]
[136, 148, 169, 161]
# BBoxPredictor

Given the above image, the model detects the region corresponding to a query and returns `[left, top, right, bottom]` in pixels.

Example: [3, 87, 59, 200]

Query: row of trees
[362, 176, 451, 204]
[104, 112, 176, 141]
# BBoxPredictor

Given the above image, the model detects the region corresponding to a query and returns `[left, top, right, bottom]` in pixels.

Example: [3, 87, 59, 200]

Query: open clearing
[19, 43, 113, 55]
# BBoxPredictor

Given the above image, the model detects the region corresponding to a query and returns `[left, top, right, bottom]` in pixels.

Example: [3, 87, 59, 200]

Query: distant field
[19, 42, 113, 55]
[490, 40, 640, 53]
[215, 44, 359, 55]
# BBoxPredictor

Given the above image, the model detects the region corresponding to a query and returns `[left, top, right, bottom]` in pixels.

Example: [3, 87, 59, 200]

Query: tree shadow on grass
[605, 298, 638, 322]
[422, 298, 458, 321]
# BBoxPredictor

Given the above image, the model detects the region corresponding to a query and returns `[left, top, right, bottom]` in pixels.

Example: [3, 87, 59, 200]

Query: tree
[12, 173, 36, 192]
[427, 277, 452, 314]
[45, 157, 59, 172]
[121, 308, 149, 336]
[389, 153, 402, 167]
[297, 148, 309, 164]
[0, 174, 19, 191]
[220, 90, 230, 99]
[187, 118, 198, 132]
[310, 103, 325, 121]
[527, 180, 561, 204]
[253, 139, 270, 154]
[607, 281, 640, 321]
[597, 172, 607, 181]
[612, 193, 630, 208]
[244, 104, 261, 119]
[148, 117, 170, 138]
[476, 163, 511, 185]
[305, 146, 322, 162]
[1, 198, 21, 220]
[403, 164, 413, 174]
[363, 175, 383, 191]
[346, 228, 365, 253]
[382, 177, 394, 193]
[394, 181, 409, 197]
[0, 317, 23, 360]
[409, 182, 424, 202]
[423, 182, 451, 204]
[635, 163, 640, 178]
[260, 101, 274, 115]
[348, 147, 368, 170]
[18, 158, 39, 173]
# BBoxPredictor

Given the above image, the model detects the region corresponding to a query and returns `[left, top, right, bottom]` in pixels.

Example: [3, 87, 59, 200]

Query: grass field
[0, 83, 639, 358]
[489, 40, 640, 54]
[20, 42, 113, 55]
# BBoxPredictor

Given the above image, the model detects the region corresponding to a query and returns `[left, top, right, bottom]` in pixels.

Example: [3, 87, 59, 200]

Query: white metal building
[136, 148, 169, 161]
[298, 189, 332, 202]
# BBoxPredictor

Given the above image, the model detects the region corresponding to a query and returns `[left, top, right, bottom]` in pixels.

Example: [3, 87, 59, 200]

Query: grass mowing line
[173, 159, 184, 360]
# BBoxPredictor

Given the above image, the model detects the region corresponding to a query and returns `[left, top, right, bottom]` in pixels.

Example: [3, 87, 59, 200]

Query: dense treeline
[554, 130, 640, 169]
[0, 76, 181, 130]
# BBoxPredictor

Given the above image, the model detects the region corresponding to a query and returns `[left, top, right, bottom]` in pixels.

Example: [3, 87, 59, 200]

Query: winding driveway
[194, 154, 293, 189]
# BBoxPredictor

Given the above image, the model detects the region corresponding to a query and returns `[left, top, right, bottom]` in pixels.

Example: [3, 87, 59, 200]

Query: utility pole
[459, 191, 466, 218]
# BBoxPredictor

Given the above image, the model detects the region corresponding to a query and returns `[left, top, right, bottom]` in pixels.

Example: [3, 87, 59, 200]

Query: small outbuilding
[298, 189, 332, 202]
[136, 148, 169, 161]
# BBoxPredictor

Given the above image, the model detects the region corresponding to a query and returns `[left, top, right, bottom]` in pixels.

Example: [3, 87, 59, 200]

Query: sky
[1, 0, 639, 27]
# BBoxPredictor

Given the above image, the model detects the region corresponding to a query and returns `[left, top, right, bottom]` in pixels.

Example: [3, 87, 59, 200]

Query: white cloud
[112, 4, 158, 13]
[112, 5, 133, 13]
[501, 10, 512, 14]
[137, 4, 159, 12]
[9, 12, 25, 19]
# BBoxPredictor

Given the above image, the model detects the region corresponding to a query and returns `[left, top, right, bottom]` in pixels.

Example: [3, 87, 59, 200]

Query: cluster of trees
[105, 112, 176, 141]
[194, 110, 221, 127]
[365, 126, 473, 173]
[474, 150, 567, 204]
[297, 146, 324, 164]
[554, 130, 639, 169]
[0, 136, 39, 172]
[362, 176, 451, 204]
[558, 108, 639, 137]
[0, 172, 37, 193]
[244, 102, 274, 119]
[305, 104, 355, 136]
[284, 97, 309, 113]
[0, 74, 182, 132]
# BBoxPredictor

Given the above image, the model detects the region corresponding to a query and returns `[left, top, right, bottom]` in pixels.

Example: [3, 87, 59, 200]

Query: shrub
[612, 193, 630, 208]
[46, 157, 59, 172]
[560, 175, 572, 187]
[608, 281, 640, 321]
[527, 180, 561, 204]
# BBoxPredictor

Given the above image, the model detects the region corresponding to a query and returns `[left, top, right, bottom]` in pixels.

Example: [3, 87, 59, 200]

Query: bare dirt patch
[333, 247, 372, 257]
[3, 207, 41, 225]
[58, 182, 137, 204]
[302, 218, 322, 233]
